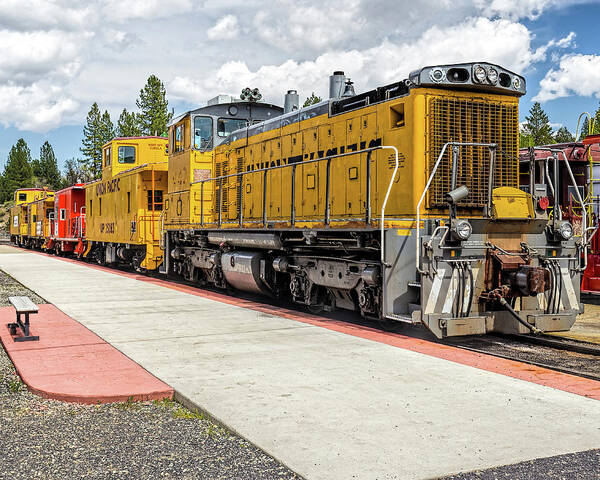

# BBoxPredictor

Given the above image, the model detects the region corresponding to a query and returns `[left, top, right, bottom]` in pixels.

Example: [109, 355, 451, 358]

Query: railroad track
[12, 245, 600, 382]
[444, 333, 600, 381]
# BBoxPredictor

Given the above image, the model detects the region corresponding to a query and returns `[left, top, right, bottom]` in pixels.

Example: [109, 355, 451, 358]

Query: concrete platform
[2, 246, 600, 480]
[0, 303, 173, 403]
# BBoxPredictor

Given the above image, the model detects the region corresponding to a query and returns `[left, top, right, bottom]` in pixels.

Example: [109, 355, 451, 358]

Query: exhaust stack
[329, 71, 346, 99]
[284, 90, 299, 113]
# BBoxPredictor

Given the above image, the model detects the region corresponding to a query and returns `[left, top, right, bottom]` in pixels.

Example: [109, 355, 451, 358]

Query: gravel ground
[0, 269, 302, 480]
[441, 449, 600, 479]
[0, 268, 45, 306]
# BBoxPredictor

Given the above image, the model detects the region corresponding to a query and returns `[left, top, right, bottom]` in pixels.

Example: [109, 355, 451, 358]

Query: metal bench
[7, 296, 39, 342]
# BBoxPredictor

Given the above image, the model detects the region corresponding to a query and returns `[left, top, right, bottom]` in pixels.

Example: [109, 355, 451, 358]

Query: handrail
[193, 146, 384, 229]
[538, 147, 589, 272]
[415, 142, 497, 275]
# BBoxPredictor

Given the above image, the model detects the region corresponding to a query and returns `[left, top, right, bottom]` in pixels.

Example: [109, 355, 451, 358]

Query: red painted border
[7, 245, 600, 401]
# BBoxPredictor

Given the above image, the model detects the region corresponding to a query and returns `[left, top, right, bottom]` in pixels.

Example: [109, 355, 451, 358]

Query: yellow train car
[84, 136, 168, 270]
[9, 188, 50, 247]
[27, 191, 55, 248]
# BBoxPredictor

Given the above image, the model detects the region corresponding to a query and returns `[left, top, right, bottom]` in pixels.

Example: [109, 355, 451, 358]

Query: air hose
[498, 297, 541, 335]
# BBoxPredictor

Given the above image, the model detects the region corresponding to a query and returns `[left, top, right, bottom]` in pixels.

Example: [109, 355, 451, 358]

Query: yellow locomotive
[84, 136, 168, 270]
[163, 62, 583, 338]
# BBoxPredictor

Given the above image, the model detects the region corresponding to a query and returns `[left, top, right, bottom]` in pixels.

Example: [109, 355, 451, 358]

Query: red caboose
[48, 184, 87, 255]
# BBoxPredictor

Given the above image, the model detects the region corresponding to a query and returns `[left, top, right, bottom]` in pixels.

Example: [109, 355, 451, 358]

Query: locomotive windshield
[194, 116, 213, 150]
[217, 118, 247, 137]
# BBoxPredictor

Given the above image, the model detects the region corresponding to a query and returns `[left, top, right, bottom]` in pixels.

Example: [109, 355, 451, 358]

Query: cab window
[18, 193, 26, 201]
[104, 147, 111, 166]
[194, 116, 213, 150]
[118, 146, 135, 164]
[217, 118, 247, 137]
[173, 124, 184, 153]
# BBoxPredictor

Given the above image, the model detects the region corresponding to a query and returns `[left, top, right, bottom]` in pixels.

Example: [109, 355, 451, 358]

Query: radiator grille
[426, 95, 519, 208]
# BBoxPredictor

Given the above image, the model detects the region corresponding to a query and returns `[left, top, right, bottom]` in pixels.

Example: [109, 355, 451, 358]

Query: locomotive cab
[165, 96, 283, 231]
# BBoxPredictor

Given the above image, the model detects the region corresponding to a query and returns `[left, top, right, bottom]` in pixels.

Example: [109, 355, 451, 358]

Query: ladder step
[386, 313, 413, 323]
[408, 282, 421, 288]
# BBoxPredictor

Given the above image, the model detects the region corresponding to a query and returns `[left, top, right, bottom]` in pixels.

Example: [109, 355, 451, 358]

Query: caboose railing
[191, 145, 400, 264]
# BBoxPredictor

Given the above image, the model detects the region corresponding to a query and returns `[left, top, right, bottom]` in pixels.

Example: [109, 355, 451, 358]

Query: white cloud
[474, 0, 571, 19]
[100, 0, 195, 21]
[0, 82, 79, 131]
[170, 17, 569, 105]
[535, 54, 600, 102]
[207, 15, 239, 40]
[0, 30, 85, 84]
[0, 0, 581, 134]
[0, 0, 91, 30]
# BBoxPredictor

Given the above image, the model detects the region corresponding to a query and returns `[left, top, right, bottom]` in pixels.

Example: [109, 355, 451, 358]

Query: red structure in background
[48, 184, 86, 255]
[519, 139, 600, 293]
[581, 135, 600, 292]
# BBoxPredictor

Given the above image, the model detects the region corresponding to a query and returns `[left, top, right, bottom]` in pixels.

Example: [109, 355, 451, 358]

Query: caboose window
[194, 116, 213, 150]
[147, 190, 163, 211]
[60, 209, 66, 220]
[217, 118, 247, 137]
[118, 146, 135, 164]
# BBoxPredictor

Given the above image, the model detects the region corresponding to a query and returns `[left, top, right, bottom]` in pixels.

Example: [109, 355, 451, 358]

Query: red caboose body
[48, 184, 87, 255]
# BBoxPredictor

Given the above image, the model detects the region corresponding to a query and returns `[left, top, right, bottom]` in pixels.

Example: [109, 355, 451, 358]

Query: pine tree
[554, 126, 575, 143]
[117, 108, 142, 137]
[303, 92, 322, 107]
[522, 102, 554, 146]
[136, 75, 172, 136]
[80, 104, 114, 179]
[592, 104, 600, 135]
[80, 103, 103, 179]
[38, 141, 61, 189]
[579, 117, 590, 141]
[2, 139, 33, 202]
[100, 110, 115, 144]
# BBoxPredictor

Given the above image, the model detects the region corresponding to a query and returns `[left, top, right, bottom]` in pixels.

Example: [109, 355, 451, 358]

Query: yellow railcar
[9, 188, 51, 247]
[84, 136, 168, 270]
[27, 191, 55, 248]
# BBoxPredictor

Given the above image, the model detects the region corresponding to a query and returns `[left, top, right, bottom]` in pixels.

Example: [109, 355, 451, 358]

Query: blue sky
[1, 0, 599, 170]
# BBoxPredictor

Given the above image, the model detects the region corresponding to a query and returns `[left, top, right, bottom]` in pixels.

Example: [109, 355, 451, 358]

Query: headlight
[452, 220, 472, 241]
[558, 221, 573, 240]
[429, 68, 444, 82]
[487, 68, 498, 84]
[512, 77, 521, 90]
[474, 66, 486, 83]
